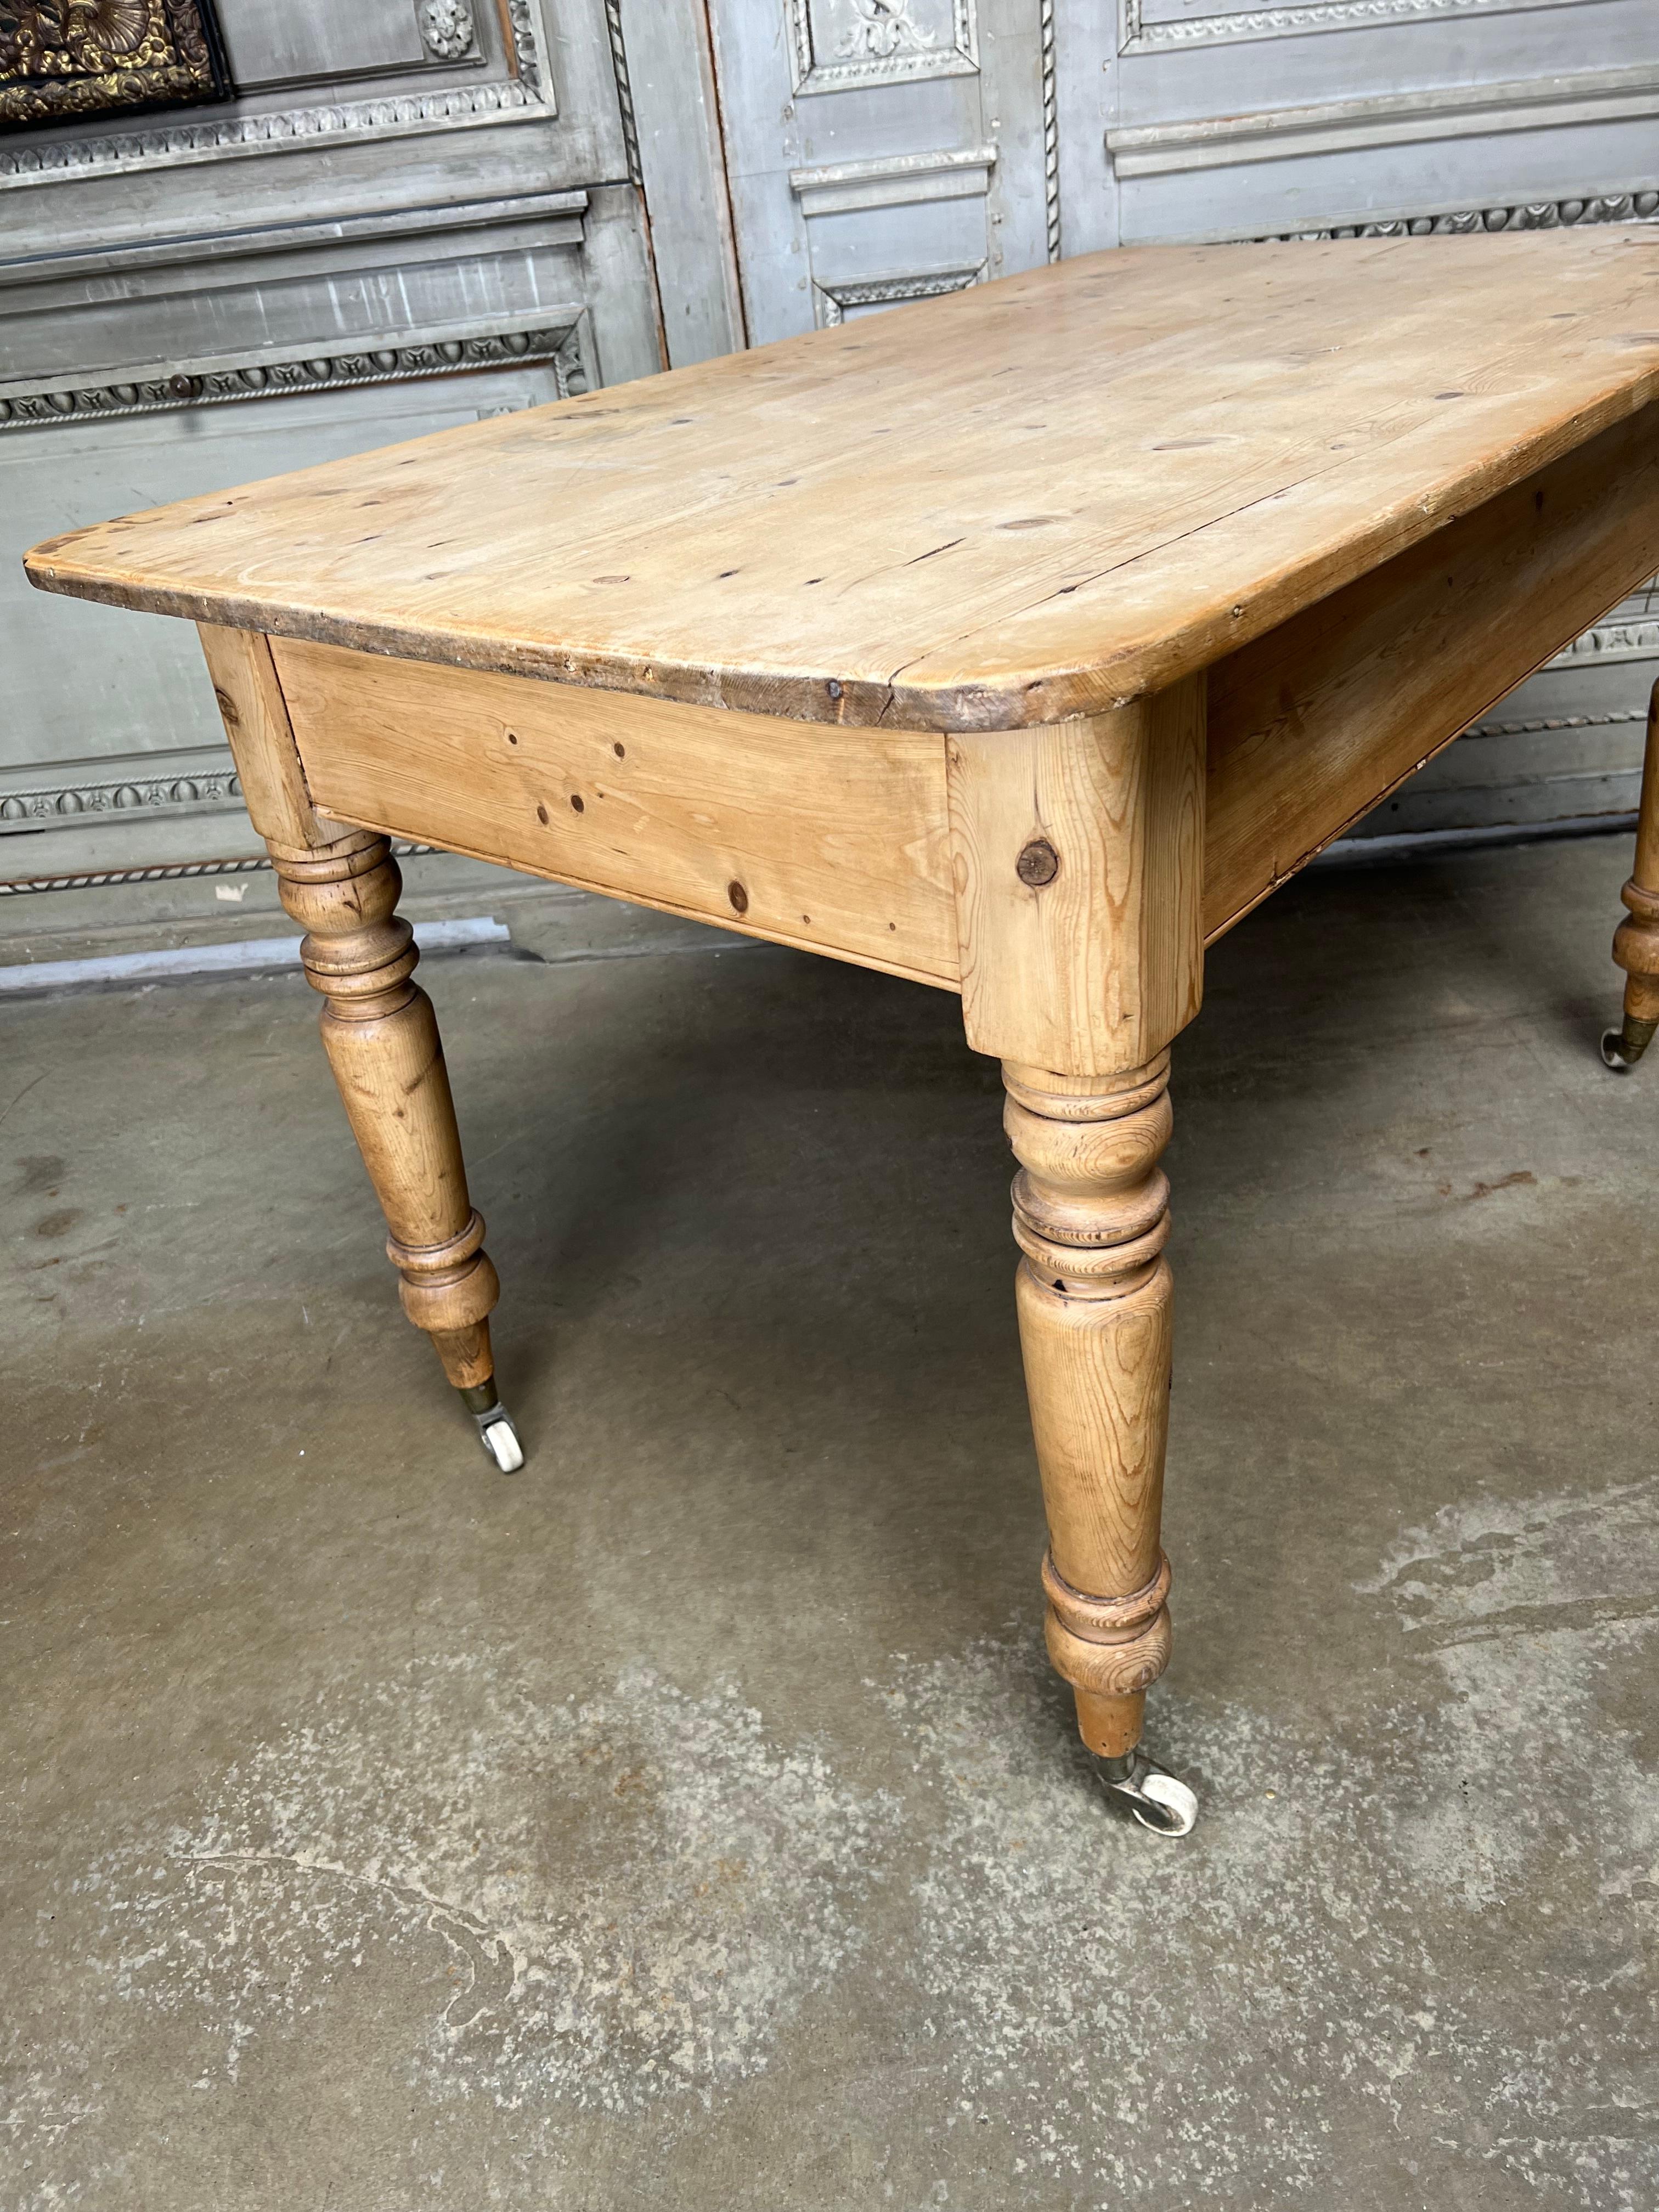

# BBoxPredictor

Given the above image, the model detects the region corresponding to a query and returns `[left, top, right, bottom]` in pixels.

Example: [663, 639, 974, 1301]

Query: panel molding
[3, 188, 588, 290]
[0, 847, 434, 897]
[788, 0, 979, 96]
[1108, 64, 1659, 178]
[1546, 600, 1659, 668]
[812, 260, 985, 326]
[789, 143, 997, 217]
[0, 748, 242, 832]
[1120, 0, 1602, 56]
[602, 0, 645, 189]
[1251, 187, 1659, 244]
[0, 317, 589, 432]
[1463, 709, 1648, 740]
[1041, 0, 1060, 261]
[0, 0, 552, 189]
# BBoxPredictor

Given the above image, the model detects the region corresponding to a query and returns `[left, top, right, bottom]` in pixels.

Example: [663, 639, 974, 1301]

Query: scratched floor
[3, 834, 1656, 2210]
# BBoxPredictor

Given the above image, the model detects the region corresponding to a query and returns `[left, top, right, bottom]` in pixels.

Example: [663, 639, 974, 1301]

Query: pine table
[27, 228, 1659, 1835]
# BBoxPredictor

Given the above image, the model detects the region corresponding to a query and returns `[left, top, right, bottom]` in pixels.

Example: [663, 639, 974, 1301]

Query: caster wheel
[1092, 1748, 1199, 1838]
[1128, 1770, 1199, 1837]
[1603, 1014, 1656, 1070]
[1602, 1028, 1634, 1071]
[477, 1410, 524, 1474]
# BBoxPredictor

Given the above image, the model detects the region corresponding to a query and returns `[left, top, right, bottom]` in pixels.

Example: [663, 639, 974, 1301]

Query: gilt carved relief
[0, 0, 228, 128]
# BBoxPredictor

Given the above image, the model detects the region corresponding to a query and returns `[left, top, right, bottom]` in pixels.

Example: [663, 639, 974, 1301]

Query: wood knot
[727, 880, 749, 916]
[212, 687, 240, 725]
[1015, 837, 1059, 888]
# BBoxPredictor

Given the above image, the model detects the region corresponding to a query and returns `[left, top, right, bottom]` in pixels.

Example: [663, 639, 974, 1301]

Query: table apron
[1205, 399, 1659, 941]
[270, 637, 962, 991]
[251, 398, 1659, 1024]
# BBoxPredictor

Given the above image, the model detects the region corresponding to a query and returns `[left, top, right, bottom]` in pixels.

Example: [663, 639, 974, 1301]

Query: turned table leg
[1003, 1053, 1194, 1834]
[1604, 675, 1659, 1071]
[946, 679, 1207, 1833]
[270, 829, 523, 1471]
[199, 622, 521, 1471]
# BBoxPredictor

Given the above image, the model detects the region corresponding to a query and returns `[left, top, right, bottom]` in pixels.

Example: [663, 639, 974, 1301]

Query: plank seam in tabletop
[22, 233, 1659, 733]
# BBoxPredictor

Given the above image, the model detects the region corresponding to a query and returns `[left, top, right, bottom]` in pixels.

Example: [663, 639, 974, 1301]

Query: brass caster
[1092, 1748, 1199, 1837]
[1602, 1015, 1656, 1071]
[458, 1383, 525, 1473]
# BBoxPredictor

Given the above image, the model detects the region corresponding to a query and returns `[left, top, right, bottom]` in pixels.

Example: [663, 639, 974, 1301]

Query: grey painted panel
[1053, 1, 1121, 255]
[978, 0, 1051, 275]
[0, 0, 657, 917]
[0, 226, 595, 385]
[707, 0, 818, 346]
[804, 195, 994, 285]
[1116, 117, 1659, 244]
[1120, 0, 1620, 51]
[0, 192, 590, 299]
[0, 125, 610, 274]
[0, 364, 578, 887]
[1114, 2, 1650, 115]
[575, 183, 674, 385]
[622, 0, 746, 364]
[2, 250, 593, 387]
[217, 0, 441, 88]
[1097, 0, 1659, 834]
[3, 368, 568, 766]
[0, 2, 568, 206]
[708, 0, 1059, 345]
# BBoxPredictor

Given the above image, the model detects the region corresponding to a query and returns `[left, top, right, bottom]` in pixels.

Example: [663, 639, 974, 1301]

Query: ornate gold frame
[1, 0, 229, 131]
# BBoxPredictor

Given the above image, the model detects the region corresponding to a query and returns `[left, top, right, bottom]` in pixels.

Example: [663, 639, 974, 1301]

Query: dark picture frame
[1, 0, 232, 132]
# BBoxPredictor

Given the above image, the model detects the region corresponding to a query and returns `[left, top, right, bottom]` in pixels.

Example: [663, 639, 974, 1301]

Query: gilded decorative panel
[0, 0, 228, 129]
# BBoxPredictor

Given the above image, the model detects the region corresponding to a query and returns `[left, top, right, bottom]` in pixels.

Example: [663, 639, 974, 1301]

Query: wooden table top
[25, 229, 1659, 735]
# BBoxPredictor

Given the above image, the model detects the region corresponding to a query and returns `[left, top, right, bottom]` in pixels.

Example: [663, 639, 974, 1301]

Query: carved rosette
[418, 0, 475, 63]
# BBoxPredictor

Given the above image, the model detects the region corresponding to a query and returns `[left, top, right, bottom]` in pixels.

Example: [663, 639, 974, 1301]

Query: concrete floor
[3, 833, 1657, 2210]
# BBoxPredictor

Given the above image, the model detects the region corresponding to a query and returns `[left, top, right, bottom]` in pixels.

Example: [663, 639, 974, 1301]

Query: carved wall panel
[788, 0, 979, 94]
[710, 0, 1054, 351]
[1, 346, 589, 889]
[0, 0, 550, 181]
[0, 0, 662, 899]
[1118, 0, 1601, 54]
[214, 0, 480, 91]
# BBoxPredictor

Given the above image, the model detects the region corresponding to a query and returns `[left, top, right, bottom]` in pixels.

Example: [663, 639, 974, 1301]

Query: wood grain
[198, 622, 332, 851]
[1203, 400, 1659, 939]
[27, 229, 1659, 732]
[1003, 1056, 1178, 1761]
[1611, 677, 1659, 1046]
[273, 636, 959, 987]
[948, 678, 1205, 1073]
[272, 829, 501, 1395]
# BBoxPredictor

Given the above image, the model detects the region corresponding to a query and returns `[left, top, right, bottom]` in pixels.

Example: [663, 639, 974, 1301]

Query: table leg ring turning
[271, 827, 523, 1472]
[1605, 678, 1659, 1072]
[1003, 1052, 1197, 1835]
